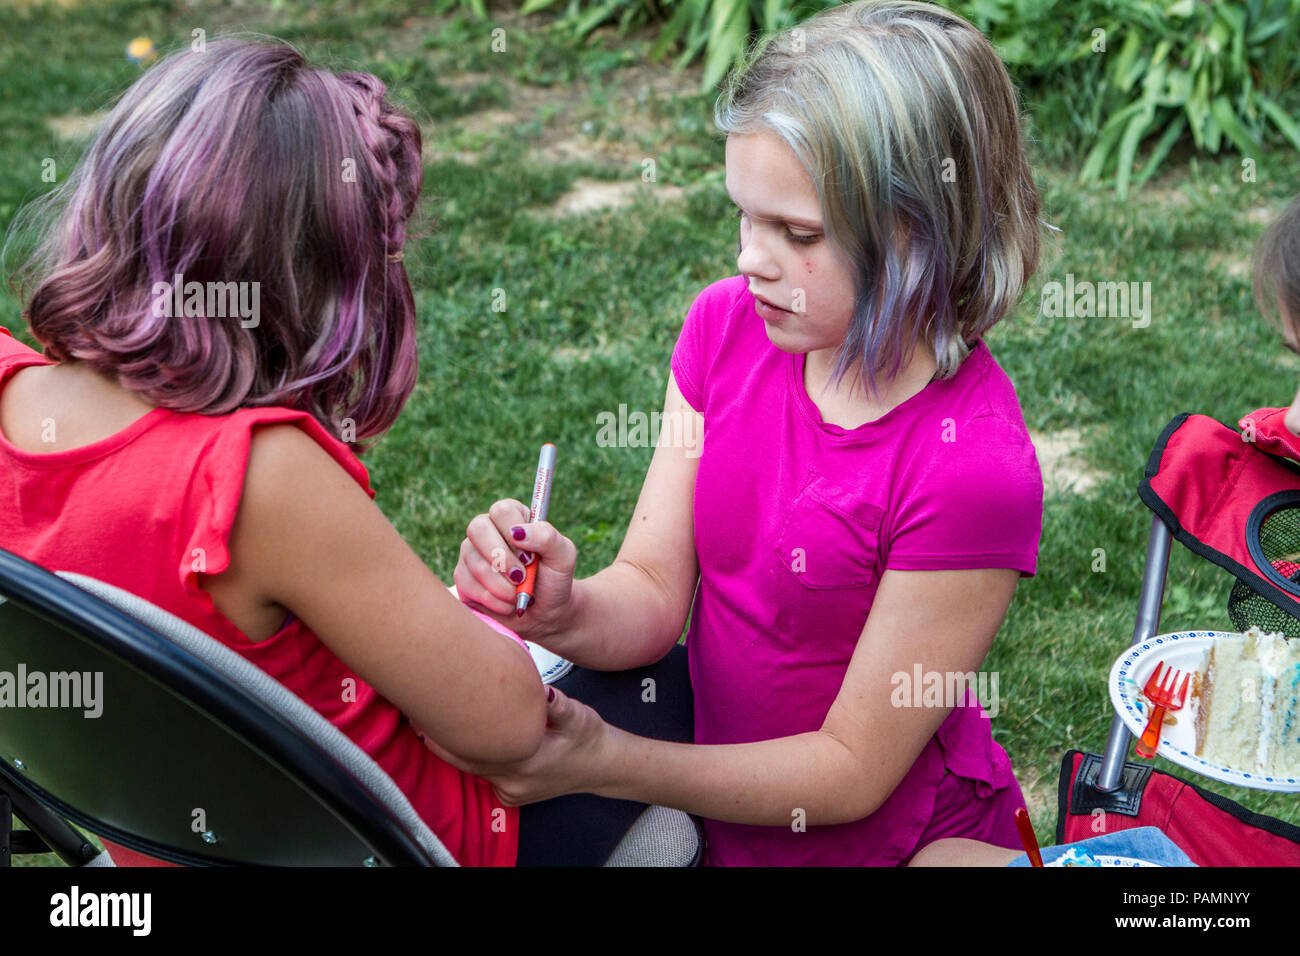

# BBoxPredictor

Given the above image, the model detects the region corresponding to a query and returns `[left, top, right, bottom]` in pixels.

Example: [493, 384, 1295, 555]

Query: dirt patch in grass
[420, 15, 710, 178]
[1017, 764, 1059, 840]
[422, 45, 709, 215]
[1247, 201, 1292, 226]
[45, 110, 111, 141]
[543, 177, 685, 218]
[1208, 251, 1251, 280]
[1030, 427, 1108, 496]
[1135, 184, 1193, 208]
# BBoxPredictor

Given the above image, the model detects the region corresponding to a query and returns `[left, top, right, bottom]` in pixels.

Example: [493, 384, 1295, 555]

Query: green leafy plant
[1078, 0, 1300, 198]
[646, 0, 839, 90]
[485, 0, 838, 90]
[448, 0, 1300, 195]
[951, 0, 1109, 74]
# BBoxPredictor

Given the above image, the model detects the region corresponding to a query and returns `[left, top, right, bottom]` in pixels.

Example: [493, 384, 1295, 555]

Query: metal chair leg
[0, 769, 100, 866]
[1096, 515, 1172, 792]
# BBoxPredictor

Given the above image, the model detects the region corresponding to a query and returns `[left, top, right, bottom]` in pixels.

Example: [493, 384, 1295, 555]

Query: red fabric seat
[1058, 752, 1300, 866]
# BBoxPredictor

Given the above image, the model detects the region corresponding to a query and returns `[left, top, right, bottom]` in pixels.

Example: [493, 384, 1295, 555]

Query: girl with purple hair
[453, 0, 1046, 865]
[1, 36, 549, 866]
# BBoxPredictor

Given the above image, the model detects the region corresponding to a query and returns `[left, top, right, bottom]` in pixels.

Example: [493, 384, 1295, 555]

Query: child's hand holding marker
[453, 442, 577, 641]
[515, 443, 555, 615]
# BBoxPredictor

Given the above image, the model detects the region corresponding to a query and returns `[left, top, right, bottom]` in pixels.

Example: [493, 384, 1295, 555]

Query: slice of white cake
[1193, 627, 1300, 778]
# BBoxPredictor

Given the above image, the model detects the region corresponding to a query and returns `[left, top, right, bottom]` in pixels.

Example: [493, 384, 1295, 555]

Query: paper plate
[1108, 629, 1300, 792]
[527, 642, 574, 684]
[1044, 854, 1162, 867]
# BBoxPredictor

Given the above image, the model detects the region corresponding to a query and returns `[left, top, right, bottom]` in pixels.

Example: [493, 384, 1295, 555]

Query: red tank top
[0, 326, 516, 866]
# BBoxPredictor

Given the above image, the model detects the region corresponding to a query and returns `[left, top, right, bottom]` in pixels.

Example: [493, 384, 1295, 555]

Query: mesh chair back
[1139, 409, 1300, 636]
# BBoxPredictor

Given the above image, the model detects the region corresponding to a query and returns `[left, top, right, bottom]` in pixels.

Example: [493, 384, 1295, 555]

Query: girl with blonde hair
[453, 0, 1045, 865]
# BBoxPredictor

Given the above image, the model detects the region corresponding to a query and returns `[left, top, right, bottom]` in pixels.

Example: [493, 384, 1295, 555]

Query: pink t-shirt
[671, 276, 1043, 866]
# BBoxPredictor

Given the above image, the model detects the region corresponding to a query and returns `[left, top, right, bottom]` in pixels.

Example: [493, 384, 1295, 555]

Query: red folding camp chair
[1059, 408, 1300, 865]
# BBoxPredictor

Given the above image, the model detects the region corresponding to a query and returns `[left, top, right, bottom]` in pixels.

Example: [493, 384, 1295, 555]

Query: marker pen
[516, 443, 556, 616]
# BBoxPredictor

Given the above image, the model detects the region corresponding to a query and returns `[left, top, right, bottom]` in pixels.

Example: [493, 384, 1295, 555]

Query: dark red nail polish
[547, 687, 555, 702]
[509, 568, 525, 584]
[511, 526, 526, 541]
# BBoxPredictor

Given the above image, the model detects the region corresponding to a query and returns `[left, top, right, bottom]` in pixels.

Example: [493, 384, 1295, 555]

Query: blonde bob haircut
[715, 0, 1042, 393]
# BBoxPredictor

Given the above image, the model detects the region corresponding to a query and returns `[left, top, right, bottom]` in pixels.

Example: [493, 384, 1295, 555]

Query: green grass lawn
[3, 0, 1300, 863]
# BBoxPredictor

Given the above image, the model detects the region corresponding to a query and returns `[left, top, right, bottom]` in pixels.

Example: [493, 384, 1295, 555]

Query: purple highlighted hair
[11, 35, 423, 452]
[715, 0, 1042, 394]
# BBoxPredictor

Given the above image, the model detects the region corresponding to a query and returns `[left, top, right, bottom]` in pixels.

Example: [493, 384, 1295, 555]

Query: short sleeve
[670, 292, 707, 413]
[0, 325, 49, 372]
[669, 276, 747, 414]
[181, 408, 377, 610]
[885, 415, 1043, 576]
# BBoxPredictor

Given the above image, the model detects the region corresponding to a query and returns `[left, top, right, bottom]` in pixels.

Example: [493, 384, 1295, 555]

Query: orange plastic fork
[1134, 662, 1190, 759]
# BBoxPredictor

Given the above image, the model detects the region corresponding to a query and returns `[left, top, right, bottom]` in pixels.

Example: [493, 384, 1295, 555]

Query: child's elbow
[844, 787, 888, 825]
[812, 778, 887, 826]
[819, 736, 893, 824]
[431, 662, 548, 766]
[479, 667, 549, 764]
[500, 677, 548, 763]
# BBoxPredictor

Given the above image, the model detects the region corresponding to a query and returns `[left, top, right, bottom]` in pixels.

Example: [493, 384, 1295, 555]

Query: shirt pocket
[773, 471, 885, 590]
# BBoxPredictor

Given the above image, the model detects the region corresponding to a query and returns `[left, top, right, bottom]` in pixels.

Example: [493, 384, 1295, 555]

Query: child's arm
[220, 423, 548, 766]
[453, 372, 703, 671]
[456, 564, 1019, 825]
[907, 839, 1023, 866]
